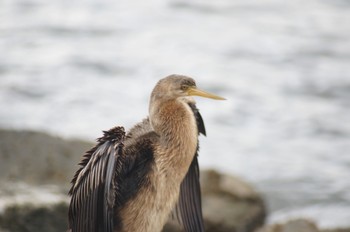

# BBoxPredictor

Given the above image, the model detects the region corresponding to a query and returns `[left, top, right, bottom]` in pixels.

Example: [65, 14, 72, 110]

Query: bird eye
[181, 85, 188, 91]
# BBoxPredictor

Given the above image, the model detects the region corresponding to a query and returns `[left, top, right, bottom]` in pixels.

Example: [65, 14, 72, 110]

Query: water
[1, 0, 350, 228]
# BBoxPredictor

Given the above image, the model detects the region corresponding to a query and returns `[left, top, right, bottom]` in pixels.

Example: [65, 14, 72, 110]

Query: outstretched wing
[68, 127, 125, 232]
[174, 103, 206, 231]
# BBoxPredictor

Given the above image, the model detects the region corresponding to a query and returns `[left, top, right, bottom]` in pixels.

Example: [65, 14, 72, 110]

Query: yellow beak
[187, 87, 226, 100]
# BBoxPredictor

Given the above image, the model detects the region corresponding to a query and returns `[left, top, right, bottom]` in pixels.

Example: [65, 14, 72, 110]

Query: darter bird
[68, 74, 225, 232]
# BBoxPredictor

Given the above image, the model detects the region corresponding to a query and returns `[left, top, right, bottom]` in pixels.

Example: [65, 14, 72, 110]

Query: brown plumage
[68, 74, 225, 232]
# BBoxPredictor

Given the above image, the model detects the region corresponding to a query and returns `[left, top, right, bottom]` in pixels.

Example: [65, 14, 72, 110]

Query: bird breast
[150, 99, 198, 176]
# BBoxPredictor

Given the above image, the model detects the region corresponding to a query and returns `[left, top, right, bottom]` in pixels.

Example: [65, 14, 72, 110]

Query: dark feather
[177, 156, 205, 232]
[68, 123, 157, 232]
[188, 103, 206, 136]
[116, 131, 157, 208]
[68, 127, 125, 232]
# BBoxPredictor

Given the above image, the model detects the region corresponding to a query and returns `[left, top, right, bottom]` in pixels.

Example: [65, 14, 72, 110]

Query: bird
[68, 74, 225, 232]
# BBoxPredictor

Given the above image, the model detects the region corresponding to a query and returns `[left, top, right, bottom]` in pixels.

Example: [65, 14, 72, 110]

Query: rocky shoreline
[0, 129, 348, 232]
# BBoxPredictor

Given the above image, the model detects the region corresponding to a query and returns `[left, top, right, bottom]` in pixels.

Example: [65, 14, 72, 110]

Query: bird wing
[176, 155, 205, 232]
[173, 103, 205, 231]
[188, 102, 206, 136]
[68, 127, 126, 232]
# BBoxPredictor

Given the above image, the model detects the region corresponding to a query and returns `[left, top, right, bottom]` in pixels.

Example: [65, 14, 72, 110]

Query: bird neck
[149, 98, 198, 172]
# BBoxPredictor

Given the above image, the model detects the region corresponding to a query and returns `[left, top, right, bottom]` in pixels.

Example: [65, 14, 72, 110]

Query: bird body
[68, 75, 225, 232]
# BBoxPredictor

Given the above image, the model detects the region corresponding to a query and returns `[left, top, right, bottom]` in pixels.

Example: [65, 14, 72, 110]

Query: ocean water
[1, 0, 350, 228]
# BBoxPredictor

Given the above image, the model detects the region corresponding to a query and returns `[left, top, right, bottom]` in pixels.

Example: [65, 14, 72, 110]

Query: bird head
[152, 74, 226, 101]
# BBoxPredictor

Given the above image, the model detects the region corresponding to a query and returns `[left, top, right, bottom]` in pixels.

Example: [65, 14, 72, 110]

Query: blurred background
[1, 0, 350, 229]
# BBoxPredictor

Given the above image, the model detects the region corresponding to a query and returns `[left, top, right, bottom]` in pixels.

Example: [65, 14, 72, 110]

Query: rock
[257, 219, 319, 232]
[0, 203, 68, 232]
[0, 171, 265, 232]
[322, 229, 350, 232]
[0, 129, 93, 187]
[3, 129, 349, 232]
[281, 219, 318, 232]
[163, 170, 266, 232]
[201, 170, 266, 232]
[257, 219, 350, 232]
[0, 129, 266, 232]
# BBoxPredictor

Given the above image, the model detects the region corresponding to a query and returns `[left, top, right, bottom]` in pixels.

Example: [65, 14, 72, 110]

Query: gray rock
[322, 229, 350, 232]
[200, 170, 266, 232]
[163, 169, 266, 232]
[0, 129, 92, 187]
[257, 219, 319, 232]
[0, 129, 266, 232]
[0, 203, 68, 232]
[320, 228, 350, 232]
[257, 219, 350, 232]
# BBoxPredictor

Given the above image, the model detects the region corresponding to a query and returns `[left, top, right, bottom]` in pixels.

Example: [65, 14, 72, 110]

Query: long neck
[149, 98, 198, 175]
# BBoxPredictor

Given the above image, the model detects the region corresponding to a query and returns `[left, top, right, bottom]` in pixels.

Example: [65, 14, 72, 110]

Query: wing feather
[68, 127, 125, 232]
[176, 156, 205, 232]
[188, 103, 206, 136]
